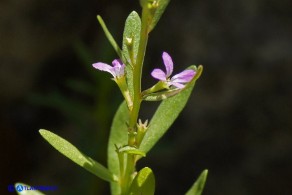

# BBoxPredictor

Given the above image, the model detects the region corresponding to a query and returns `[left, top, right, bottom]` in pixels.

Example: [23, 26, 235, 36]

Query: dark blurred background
[1, 0, 291, 194]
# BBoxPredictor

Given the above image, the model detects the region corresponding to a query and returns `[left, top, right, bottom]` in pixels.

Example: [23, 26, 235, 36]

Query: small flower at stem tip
[92, 59, 133, 110]
[151, 52, 196, 89]
[92, 59, 125, 79]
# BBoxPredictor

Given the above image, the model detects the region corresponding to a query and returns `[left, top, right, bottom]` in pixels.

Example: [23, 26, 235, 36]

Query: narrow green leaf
[140, 66, 203, 153]
[122, 11, 141, 98]
[148, 0, 170, 32]
[39, 129, 116, 182]
[143, 88, 181, 101]
[119, 146, 146, 157]
[97, 15, 123, 59]
[185, 170, 208, 195]
[122, 11, 141, 65]
[107, 101, 129, 194]
[129, 167, 155, 195]
[14, 183, 45, 195]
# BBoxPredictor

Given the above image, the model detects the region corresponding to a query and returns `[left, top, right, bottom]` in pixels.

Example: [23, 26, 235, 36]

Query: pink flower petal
[151, 68, 167, 81]
[92, 62, 115, 77]
[162, 52, 173, 77]
[171, 69, 195, 83]
[112, 59, 125, 77]
[92, 59, 125, 78]
[114, 65, 125, 77]
[168, 81, 185, 89]
[112, 59, 123, 67]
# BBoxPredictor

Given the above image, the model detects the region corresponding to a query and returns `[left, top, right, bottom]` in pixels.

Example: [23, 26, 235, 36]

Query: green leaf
[97, 15, 123, 59]
[185, 170, 208, 195]
[15, 183, 45, 195]
[122, 11, 141, 99]
[140, 65, 203, 153]
[148, 0, 170, 32]
[143, 88, 181, 101]
[119, 146, 146, 157]
[129, 167, 155, 195]
[107, 101, 129, 194]
[39, 129, 116, 182]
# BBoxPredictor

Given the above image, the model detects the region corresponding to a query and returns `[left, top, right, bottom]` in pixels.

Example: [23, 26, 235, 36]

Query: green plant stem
[121, 155, 135, 195]
[117, 151, 125, 182]
[121, 6, 150, 195]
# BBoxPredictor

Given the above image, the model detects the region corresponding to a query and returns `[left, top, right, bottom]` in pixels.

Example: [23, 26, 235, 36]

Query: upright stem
[121, 6, 150, 195]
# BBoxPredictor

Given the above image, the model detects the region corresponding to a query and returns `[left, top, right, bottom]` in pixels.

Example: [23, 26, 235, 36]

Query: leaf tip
[198, 64, 203, 72]
[39, 129, 47, 135]
[129, 10, 139, 17]
[202, 169, 208, 177]
[97, 15, 104, 25]
[194, 65, 203, 80]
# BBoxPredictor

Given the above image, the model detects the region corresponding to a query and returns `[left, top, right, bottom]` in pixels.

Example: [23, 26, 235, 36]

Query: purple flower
[151, 52, 195, 88]
[92, 59, 125, 78]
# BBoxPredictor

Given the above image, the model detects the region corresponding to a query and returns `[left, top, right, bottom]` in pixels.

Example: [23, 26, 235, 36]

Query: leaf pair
[15, 169, 206, 195]
[128, 167, 207, 195]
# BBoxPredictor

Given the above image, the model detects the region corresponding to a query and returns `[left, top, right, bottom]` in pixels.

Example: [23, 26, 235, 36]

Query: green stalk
[121, 6, 151, 195]
[121, 155, 135, 195]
